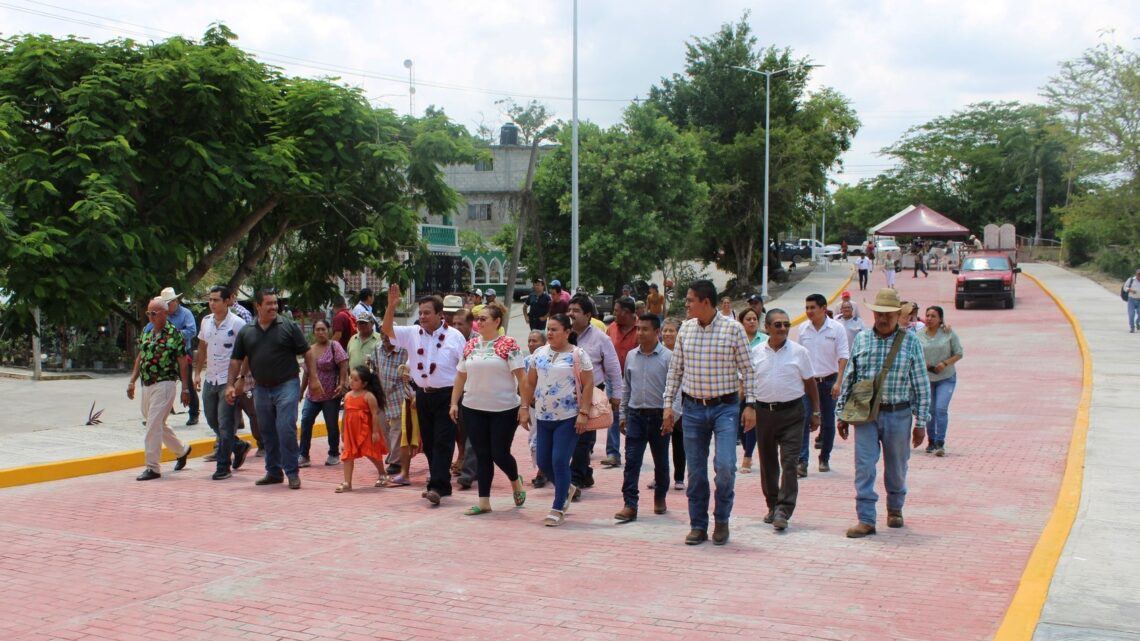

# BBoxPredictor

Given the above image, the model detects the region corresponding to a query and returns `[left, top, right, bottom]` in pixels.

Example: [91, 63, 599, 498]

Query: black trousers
[571, 430, 596, 487]
[671, 416, 685, 483]
[416, 387, 456, 495]
[858, 269, 869, 290]
[756, 403, 804, 518]
[461, 405, 521, 498]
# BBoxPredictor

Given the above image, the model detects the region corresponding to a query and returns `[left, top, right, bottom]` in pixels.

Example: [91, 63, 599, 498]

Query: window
[962, 257, 1010, 271]
[467, 203, 492, 221]
[475, 158, 494, 172]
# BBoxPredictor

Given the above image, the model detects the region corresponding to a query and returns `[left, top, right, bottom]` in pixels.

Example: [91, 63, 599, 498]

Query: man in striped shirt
[663, 280, 757, 546]
[836, 287, 931, 539]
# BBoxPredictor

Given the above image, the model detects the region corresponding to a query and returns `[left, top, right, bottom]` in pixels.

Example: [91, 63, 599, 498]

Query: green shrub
[1094, 246, 1139, 280]
[1062, 222, 1099, 266]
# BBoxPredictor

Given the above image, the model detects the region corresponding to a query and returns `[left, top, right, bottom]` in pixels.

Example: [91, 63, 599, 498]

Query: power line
[0, 0, 637, 104]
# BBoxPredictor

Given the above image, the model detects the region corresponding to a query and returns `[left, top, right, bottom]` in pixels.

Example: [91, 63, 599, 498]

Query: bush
[1062, 222, 1099, 266]
[1095, 246, 1140, 280]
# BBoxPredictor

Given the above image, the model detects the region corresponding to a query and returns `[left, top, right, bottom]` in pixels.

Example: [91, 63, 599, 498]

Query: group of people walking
[128, 273, 965, 544]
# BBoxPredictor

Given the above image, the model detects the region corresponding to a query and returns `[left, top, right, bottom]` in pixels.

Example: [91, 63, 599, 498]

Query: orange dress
[340, 392, 389, 461]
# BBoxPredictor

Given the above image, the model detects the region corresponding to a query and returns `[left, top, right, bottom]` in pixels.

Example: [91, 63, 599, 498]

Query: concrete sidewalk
[1024, 263, 1140, 641]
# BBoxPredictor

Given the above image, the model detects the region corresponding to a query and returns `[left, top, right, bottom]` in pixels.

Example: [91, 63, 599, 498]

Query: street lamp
[403, 59, 415, 117]
[731, 64, 820, 300]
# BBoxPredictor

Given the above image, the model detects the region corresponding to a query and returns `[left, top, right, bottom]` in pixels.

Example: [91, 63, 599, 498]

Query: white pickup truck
[797, 238, 843, 259]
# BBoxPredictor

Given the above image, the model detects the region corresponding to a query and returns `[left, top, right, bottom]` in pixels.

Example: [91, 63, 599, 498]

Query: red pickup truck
[952, 251, 1020, 309]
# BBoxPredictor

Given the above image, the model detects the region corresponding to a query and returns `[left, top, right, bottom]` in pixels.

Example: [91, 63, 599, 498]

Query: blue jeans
[299, 397, 341, 458]
[202, 381, 241, 473]
[737, 400, 756, 458]
[853, 407, 913, 525]
[253, 379, 301, 479]
[682, 399, 739, 531]
[606, 413, 622, 462]
[536, 417, 579, 511]
[622, 410, 670, 508]
[801, 377, 838, 463]
[926, 375, 957, 445]
[1129, 298, 1140, 331]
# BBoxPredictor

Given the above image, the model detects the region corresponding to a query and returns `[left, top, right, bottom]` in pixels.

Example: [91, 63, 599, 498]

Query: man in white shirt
[382, 284, 466, 506]
[794, 293, 850, 477]
[856, 256, 872, 291]
[352, 287, 374, 317]
[751, 309, 820, 531]
[838, 301, 865, 350]
[194, 285, 251, 480]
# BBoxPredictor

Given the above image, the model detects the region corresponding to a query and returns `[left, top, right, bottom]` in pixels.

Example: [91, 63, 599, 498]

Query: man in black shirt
[524, 278, 552, 331]
[226, 289, 322, 489]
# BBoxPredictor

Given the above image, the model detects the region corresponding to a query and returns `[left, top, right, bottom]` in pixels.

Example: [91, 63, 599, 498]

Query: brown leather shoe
[712, 521, 730, 545]
[796, 462, 808, 478]
[887, 509, 904, 528]
[653, 498, 667, 515]
[846, 522, 877, 538]
[614, 506, 637, 522]
[684, 529, 707, 545]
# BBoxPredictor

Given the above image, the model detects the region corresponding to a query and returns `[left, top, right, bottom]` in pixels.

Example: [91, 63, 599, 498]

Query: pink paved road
[0, 271, 1080, 641]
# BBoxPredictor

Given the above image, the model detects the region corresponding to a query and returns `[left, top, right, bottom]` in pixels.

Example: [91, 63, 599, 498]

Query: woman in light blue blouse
[917, 306, 964, 456]
[523, 314, 592, 526]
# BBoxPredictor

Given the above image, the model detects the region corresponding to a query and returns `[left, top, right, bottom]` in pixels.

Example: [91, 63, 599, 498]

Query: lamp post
[731, 64, 819, 300]
[570, 0, 579, 291]
[403, 59, 415, 117]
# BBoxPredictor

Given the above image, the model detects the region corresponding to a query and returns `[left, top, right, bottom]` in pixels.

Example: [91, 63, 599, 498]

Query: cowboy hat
[159, 287, 181, 303]
[442, 295, 463, 313]
[868, 288, 903, 313]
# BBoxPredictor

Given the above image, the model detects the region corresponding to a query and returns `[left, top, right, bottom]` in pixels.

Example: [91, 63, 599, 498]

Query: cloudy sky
[2, 0, 1137, 186]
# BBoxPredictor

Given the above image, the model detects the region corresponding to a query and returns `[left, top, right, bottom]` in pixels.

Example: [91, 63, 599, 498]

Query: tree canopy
[0, 26, 478, 327]
[647, 14, 859, 287]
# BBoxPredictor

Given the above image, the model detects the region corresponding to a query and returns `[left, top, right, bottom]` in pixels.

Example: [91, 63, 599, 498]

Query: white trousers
[142, 381, 188, 472]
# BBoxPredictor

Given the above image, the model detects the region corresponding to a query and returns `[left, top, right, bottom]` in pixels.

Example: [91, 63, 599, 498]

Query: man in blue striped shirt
[837, 288, 931, 538]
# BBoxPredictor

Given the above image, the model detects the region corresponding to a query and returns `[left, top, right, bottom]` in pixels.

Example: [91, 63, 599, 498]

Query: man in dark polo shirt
[226, 289, 323, 489]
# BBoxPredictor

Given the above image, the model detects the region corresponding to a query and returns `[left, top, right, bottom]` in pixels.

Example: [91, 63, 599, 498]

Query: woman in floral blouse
[449, 302, 530, 516]
[522, 313, 592, 526]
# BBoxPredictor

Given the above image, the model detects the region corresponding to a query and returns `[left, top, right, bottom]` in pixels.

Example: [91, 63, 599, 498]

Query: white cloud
[2, 0, 1137, 184]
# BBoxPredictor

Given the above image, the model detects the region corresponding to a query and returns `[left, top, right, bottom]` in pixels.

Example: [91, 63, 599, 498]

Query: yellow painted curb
[0, 422, 331, 489]
[789, 264, 855, 326]
[992, 271, 1092, 640]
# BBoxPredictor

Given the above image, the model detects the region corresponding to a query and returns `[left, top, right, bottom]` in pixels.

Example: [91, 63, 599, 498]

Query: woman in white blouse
[450, 302, 529, 516]
[522, 313, 592, 526]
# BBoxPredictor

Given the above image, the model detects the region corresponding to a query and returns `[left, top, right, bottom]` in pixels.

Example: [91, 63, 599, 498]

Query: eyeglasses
[145, 311, 160, 317]
[769, 322, 791, 329]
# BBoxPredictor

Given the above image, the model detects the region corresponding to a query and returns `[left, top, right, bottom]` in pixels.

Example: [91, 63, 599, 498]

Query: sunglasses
[769, 322, 791, 329]
[145, 311, 160, 317]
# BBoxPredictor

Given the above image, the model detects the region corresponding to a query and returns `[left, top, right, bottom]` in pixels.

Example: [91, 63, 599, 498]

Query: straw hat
[867, 288, 903, 313]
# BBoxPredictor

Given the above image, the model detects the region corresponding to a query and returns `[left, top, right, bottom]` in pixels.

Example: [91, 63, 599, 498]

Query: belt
[754, 399, 800, 412]
[682, 392, 737, 407]
[814, 373, 838, 384]
[878, 401, 911, 413]
[629, 407, 664, 416]
[415, 384, 453, 395]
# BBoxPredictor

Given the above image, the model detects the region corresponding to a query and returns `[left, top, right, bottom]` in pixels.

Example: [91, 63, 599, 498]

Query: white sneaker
[325, 455, 340, 466]
[298, 455, 311, 468]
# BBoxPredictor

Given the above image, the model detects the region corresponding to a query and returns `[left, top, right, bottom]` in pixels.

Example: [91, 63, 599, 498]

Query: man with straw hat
[835, 288, 930, 538]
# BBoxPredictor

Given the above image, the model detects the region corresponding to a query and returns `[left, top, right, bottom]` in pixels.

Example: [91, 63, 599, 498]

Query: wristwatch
[812, 411, 821, 417]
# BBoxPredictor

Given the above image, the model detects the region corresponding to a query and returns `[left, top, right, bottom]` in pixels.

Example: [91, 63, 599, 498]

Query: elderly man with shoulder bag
[836, 288, 931, 538]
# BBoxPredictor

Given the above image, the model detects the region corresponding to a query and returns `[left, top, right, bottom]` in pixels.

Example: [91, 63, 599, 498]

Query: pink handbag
[571, 348, 614, 430]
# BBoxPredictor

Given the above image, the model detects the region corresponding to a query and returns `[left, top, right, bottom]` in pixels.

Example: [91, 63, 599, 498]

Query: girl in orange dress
[336, 366, 390, 493]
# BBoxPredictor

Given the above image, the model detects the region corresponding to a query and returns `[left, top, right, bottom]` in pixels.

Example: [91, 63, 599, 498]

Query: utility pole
[570, 0, 580, 291]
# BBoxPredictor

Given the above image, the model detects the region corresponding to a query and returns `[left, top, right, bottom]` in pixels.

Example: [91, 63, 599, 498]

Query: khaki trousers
[142, 381, 188, 472]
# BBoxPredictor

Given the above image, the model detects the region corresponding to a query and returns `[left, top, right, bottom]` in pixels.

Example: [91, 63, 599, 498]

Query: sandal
[513, 490, 527, 507]
[465, 505, 492, 516]
[334, 483, 352, 493]
[543, 509, 565, 527]
[389, 474, 410, 486]
[374, 476, 389, 488]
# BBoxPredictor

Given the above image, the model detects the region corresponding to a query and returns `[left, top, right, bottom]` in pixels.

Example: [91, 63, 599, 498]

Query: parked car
[797, 239, 843, 259]
[953, 251, 1020, 309]
[778, 242, 812, 263]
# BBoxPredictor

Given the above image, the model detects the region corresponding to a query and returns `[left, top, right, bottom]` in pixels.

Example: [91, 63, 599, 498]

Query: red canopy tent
[871, 204, 969, 237]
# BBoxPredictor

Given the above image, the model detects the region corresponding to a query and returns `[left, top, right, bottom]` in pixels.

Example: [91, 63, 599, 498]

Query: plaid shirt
[837, 325, 931, 424]
[664, 313, 756, 405]
[372, 344, 409, 423]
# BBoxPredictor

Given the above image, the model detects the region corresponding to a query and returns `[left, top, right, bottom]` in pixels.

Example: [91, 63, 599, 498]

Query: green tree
[529, 103, 706, 292]
[1045, 38, 1140, 265]
[647, 15, 859, 287]
[869, 101, 1068, 238]
[0, 28, 476, 327]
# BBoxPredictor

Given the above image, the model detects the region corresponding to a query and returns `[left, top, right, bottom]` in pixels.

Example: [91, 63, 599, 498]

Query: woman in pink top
[449, 302, 530, 515]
